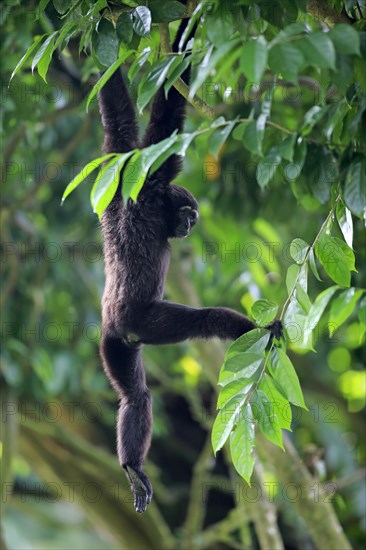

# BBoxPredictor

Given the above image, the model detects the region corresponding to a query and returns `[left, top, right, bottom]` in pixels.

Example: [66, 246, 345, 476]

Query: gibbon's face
[176, 205, 199, 238]
[166, 184, 199, 238]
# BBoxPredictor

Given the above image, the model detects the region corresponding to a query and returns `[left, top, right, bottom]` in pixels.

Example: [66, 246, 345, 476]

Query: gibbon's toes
[266, 319, 283, 340]
[125, 465, 153, 513]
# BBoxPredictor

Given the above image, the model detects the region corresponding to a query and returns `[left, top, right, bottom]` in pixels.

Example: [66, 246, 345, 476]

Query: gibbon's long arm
[98, 70, 139, 154]
[142, 21, 195, 182]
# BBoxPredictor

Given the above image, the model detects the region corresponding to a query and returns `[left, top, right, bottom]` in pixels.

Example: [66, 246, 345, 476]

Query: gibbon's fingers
[266, 319, 283, 340]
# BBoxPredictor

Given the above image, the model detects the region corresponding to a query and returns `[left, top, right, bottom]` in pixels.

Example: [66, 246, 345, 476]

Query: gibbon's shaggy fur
[98, 19, 281, 513]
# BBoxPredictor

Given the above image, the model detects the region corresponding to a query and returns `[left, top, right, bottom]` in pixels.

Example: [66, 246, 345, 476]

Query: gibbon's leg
[126, 301, 258, 344]
[98, 70, 139, 154]
[100, 334, 153, 513]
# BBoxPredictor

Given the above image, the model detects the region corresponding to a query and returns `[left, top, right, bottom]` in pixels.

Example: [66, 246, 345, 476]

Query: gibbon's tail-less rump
[98, 15, 282, 513]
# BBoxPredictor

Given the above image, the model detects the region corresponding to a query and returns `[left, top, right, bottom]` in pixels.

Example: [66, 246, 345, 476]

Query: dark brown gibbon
[98, 18, 282, 513]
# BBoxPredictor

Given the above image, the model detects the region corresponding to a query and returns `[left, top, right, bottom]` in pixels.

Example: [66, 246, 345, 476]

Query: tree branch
[252, 458, 285, 550]
[307, 0, 353, 25]
[258, 434, 352, 550]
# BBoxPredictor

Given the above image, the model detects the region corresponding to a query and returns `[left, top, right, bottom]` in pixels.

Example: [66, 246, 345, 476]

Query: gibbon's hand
[265, 319, 283, 340]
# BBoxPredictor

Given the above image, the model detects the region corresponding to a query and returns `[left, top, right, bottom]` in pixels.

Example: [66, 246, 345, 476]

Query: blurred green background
[1, 1, 365, 549]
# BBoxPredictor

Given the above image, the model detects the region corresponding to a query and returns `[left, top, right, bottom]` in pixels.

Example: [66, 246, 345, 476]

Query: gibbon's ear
[142, 18, 196, 184]
[98, 69, 139, 154]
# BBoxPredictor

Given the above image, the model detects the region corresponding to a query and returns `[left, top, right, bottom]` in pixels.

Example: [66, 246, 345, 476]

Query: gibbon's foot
[266, 319, 283, 340]
[124, 465, 153, 513]
[174, 206, 199, 238]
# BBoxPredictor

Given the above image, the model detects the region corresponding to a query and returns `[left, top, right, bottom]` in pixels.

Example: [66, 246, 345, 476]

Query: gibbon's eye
[189, 209, 199, 226]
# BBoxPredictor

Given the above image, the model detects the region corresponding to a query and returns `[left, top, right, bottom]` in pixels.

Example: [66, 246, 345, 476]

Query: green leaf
[354, 56, 366, 92]
[208, 119, 237, 160]
[259, 374, 292, 430]
[86, 50, 134, 112]
[31, 32, 58, 76]
[206, 4, 234, 47]
[284, 297, 313, 351]
[331, 53, 354, 94]
[286, 264, 299, 295]
[137, 56, 178, 113]
[268, 42, 304, 82]
[132, 6, 151, 37]
[79, 26, 93, 55]
[284, 139, 307, 182]
[290, 238, 310, 265]
[232, 121, 249, 141]
[243, 117, 266, 156]
[37, 41, 58, 82]
[217, 379, 254, 409]
[62, 154, 117, 203]
[315, 234, 356, 287]
[270, 349, 307, 409]
[312, 150, 338, 205]
[251, 389, 284, 449]
[277, 134, 296, 162]
[92, 18, 119, 67]
[336, 200, 353, 248]
[297, 32, 336, 70]
[322, 100, 350, 141]
[226, 328, 270, 359]
[219, 354, 263, 386]
[329, 288, 364, 336]
[116, 13, 134, 43]
[343, 159, 366, 218]
[286, 263, 307, 294]
[149, 0, 186, 22]
[212, 396, 246, 454]
[329, 24, 361, 56]
[164, 55, 191, 96]
[230, 404, 255, 484]
[303, 286, 339, 343]
[149, 131, 197, 175]
[300, 106, 328, 137]
[241, 36, 268, 83]
[54, 20, 78, 51]
[53, 0, 72, 14]
[309, 249, 322, 282]
[128, 47, 151, 81]
[189, 40, 240, 98]
[90, 152, 135, 216]
[10, 35, 46, 81]
[122, 133, 178, 202]
[295, 284, 312, 314]
[358, 296, 366, 327]
[256, 147, 281, 188]
[273, 22, 307, 43]
[36, 0, 50, 20]
[251, 299, 278, 326]
[90, 0, 108, 16]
